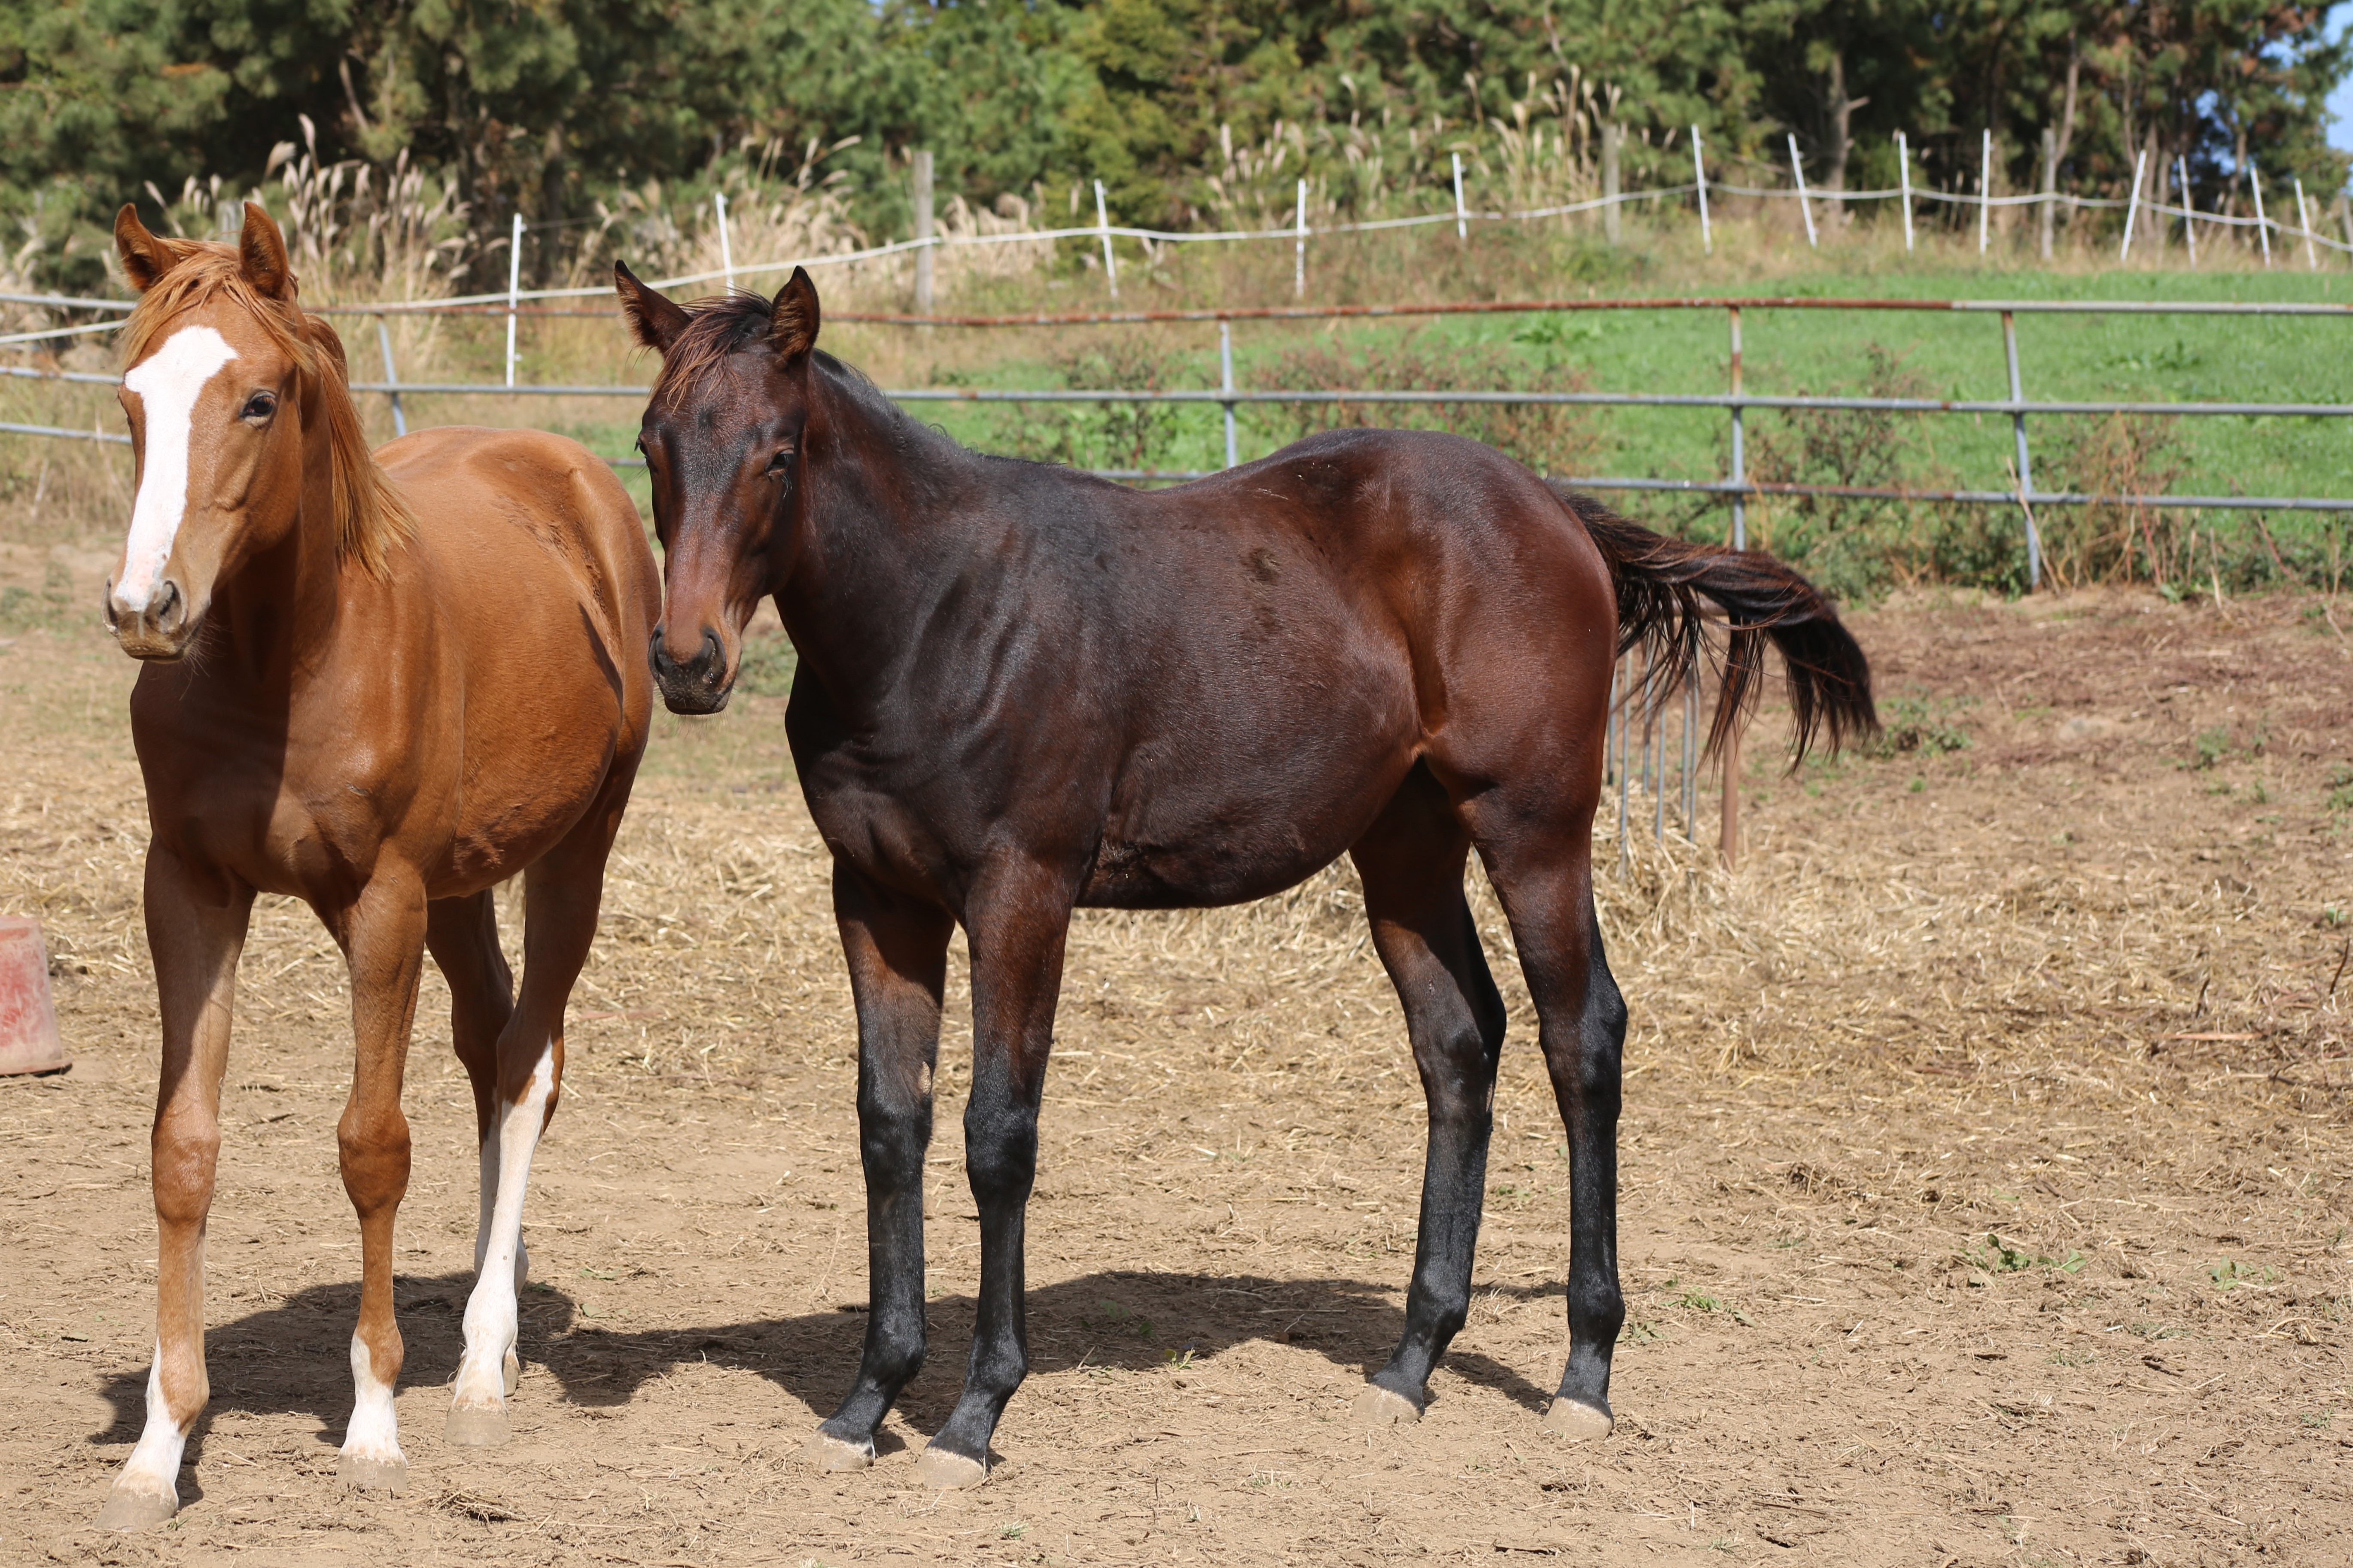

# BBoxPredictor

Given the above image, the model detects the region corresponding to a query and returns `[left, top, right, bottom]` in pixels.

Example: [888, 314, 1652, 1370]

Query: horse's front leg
[327, 871, 429, 1489]
[807, 865, 953, 1469]
[99, 850, 253, 1530]
[918, 860, 1077, 1488]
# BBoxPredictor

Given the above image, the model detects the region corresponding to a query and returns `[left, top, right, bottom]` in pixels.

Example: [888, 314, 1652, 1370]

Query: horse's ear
[115, 205, 199, 294]
[770, 266, 820, 362]
[237, 203, 295, 301]
[615, 260, 689, 354]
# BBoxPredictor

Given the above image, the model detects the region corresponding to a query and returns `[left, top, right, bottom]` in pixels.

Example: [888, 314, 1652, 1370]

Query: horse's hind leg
[1468, 813, 1626, 1441]
[424, 890, 521, 1385]
[1348, 766, 1509, 1425]
[447, 785, 627, 1445]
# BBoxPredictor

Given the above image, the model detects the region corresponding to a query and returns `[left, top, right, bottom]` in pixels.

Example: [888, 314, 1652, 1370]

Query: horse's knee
[149, 1118, 221, 1222]
[336, 1113, 413, 1209]
[858, 1094, 932, 1185]
[962, 1106, 1038, 1200]
[1586, 961, 1628, 1044]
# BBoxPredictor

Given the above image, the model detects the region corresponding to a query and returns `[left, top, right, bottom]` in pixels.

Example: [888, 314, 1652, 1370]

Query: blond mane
[123, 243, 414, 578]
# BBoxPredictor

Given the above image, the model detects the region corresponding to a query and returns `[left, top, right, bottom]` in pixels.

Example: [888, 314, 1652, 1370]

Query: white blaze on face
[119, 325, 240, 610]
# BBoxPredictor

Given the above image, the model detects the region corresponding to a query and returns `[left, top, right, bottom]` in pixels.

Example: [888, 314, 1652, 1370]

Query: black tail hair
[1548, 481, 1878, 763]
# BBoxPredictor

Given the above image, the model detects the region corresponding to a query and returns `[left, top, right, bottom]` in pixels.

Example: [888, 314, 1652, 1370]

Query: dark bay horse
[95, 204, 659, 1529]
[614, 262, 1874, 1486]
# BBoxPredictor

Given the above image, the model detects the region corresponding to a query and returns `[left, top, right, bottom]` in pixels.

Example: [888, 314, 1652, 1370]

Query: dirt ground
[1, 569, 2349, 1568]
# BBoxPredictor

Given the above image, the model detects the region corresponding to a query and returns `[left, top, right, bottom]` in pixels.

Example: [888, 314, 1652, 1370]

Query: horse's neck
[779, 379, 980, 708]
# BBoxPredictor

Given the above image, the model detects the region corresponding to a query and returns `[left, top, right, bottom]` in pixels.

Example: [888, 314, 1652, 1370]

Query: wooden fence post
[2038, 126, 2058, 260]
[912, 149, 935, 315]
[1602, 124, 1622, 244]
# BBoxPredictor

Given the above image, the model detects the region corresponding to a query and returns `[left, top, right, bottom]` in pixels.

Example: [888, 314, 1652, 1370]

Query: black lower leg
[1373, 900, 1508, 1409]
[1551, 924, 1627, 1418]
[928, 1093, 1036, 1463]
[821, 1088, 932, 1444]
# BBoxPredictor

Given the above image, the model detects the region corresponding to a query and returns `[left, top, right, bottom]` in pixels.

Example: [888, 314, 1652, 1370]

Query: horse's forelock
[122, 244, 413, 577]
[651, 292, 785, 410]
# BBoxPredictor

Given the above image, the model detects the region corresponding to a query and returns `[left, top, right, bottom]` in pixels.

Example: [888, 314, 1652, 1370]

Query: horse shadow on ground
[90, 1267, 1566, 1461]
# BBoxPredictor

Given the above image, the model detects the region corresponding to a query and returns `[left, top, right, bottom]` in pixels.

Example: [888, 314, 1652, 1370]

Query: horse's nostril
[101, 580, 119, 633]
[154, 580, 183, 631]
[701, 629, 724, 684]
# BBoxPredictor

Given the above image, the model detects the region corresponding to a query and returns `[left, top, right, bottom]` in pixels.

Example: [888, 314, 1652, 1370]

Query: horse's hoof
[502, 1349, 521, 1399]
[338, 1453, 409, 1492]
[913, 1444, 988, 1489]
[801, 1431, 874, 1472]
[1352, 1384, 1422, 1426]
[444, 1401, 510, 1447]
[1544, 1396, 1614, 1441]
[95, 1483, 178, 1532]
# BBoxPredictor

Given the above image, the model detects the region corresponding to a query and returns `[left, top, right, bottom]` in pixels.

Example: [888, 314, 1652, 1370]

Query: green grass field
[8, 228, 2351, 606]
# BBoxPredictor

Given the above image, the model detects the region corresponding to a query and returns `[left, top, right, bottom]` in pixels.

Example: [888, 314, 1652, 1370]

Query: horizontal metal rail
[9, 292, 2353, 343]
[0, 418, 128, 444]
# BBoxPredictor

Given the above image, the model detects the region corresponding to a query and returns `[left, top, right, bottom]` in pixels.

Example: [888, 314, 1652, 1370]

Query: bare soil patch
[0, 581, 2348, 1567]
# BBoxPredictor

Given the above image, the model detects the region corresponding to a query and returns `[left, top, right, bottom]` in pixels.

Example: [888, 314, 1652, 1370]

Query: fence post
[1219, 319, 1238, 470]
[1451, 153, 1467, 243]
[1294, 179, 1308, 297]
[714, 191, 735, 292]
[504, 211, 523, 389]
[1617, 653, 1632, 873]
[2120, 149, 2147, 261]
[1093, 179, 1118, 301]
[2176, 157, 2198, 267]
[1896, 133, 1916, 250]
[1788, 134, 1817, 248]
[1720, 686, 1742, 870]
[1978, 129, 1993, 254]
[2295, 179, 2319, 270]
[1726, 306, 1745, 551]
[1602, 124, 1622, 244]
[912, 149, 935, 314]
[2248, 159, 2271, 268]
[2038, 126, 2058, 260]
[1691, 127, 1711, 255]
[374, 316, 406, 439]
[1682, 678, 1696, 835]
[2003, 309, 2041, 590]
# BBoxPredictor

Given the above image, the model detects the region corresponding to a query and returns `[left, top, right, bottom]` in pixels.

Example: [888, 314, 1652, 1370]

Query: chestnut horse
[615, 263, 1874, 1486]
[94, 204, 659, 1529]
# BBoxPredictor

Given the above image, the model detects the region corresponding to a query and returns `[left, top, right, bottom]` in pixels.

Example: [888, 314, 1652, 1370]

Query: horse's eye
[634, 434, 649, 456]
[240, 391, 277, 422]
[764, 445, 793, 478]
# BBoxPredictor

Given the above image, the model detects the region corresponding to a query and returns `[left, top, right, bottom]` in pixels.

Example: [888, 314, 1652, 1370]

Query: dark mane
[650, 288, 903, 424]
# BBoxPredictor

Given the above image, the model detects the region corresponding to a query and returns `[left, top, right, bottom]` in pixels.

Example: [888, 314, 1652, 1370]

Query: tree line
[4, 0, 2347, 293]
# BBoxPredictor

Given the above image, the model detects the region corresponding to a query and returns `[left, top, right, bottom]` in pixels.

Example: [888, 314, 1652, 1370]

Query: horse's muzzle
[648, 625, 734, 714]
[105, 576, 195, 661]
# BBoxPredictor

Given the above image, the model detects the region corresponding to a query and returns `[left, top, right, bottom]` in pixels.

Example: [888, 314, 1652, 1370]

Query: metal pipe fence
[9, 281, 2347, 864]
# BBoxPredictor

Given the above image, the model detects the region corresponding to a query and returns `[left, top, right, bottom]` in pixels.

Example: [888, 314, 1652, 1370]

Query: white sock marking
[114, 1344, 188, 1504]
[474, 1117, 529, 1291]
[342, 1333, 404, 1466]
[454, 1044, 554, 1410]
[118, 326, 239, 610]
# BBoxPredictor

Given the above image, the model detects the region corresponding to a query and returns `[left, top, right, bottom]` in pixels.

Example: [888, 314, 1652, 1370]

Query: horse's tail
[1548, 481, 1878, 763]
